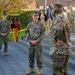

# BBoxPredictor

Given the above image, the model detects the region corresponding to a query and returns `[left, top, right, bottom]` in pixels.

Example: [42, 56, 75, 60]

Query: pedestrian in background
[26, 12, 45, 75]
[67, 5, 75, 34]
[50, 2, 72, 75]
[47, 4, 53, 20]
[11, 16, 20, 42]
[0, 14, 11, 56]
[38, 10, 47, 27]
[63, 8, 67, 18]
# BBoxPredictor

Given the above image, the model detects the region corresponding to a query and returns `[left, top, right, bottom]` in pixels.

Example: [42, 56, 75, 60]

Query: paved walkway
[0, 43, 52, 75]
[0, 34, 75, 75]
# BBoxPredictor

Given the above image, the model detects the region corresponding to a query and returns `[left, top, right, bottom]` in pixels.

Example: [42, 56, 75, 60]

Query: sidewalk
[0, 43, 52, 75]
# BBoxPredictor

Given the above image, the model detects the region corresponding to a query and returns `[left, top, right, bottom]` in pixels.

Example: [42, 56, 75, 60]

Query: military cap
[33, 11, 39, 16]
[2, 13, 7, 17]
[53, 2, 63, 8]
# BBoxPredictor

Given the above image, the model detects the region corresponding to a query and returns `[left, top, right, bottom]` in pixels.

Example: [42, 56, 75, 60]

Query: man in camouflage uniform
[50, 2, 72, 75]
[26, 12, 45, 75]
[0, 14, 10, 56]
[67, 5, 75, 34]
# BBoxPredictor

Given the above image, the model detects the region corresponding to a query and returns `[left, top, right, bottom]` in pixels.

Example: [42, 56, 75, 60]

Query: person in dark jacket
[47, 5, 53, 20]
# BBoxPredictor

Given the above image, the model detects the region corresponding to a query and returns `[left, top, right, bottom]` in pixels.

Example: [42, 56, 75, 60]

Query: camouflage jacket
[50, 13, 72, 55]
[0, 20, 11, 35]
[67, 10, 75, 19]
[26, 21, 45, 44]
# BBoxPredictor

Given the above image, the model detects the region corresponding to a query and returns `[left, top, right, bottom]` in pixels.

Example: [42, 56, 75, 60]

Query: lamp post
[45, 0, 47, 14]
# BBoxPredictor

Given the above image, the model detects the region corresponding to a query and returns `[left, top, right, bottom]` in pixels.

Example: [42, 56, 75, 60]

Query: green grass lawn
[9, 29, 26, 42]
[8, 25, 49, 42]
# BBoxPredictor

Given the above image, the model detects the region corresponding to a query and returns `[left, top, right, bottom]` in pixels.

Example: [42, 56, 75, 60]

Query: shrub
[7, 11, 34, 29]
[18, 11, 33, 29]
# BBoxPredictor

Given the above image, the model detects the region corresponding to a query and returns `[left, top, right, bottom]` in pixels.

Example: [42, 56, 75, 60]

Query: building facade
[36, 0, 75, 7]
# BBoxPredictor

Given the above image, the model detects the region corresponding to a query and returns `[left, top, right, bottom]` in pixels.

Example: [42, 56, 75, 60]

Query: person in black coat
[47, 5, 53, 20]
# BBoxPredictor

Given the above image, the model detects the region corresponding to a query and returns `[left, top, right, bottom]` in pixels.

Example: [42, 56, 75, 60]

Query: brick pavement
[0, 43, 52, 75]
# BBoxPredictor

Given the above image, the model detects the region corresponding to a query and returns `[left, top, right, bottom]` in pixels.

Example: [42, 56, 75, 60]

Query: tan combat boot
[38, 68, 42, 75]
[26, 68, 34, 75]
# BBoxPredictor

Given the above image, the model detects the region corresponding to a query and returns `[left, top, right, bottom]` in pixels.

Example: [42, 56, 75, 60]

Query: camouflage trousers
[51, 54, 70, 75]
[0, 35, 9, 52]
[28, 44, 43, 68]
[70, 21, 75, 33]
